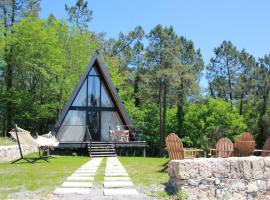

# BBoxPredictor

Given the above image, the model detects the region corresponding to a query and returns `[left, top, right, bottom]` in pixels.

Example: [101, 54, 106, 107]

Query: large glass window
[88, 76, 100, 107]
[101, 83, 113, 107]
[101, 112, 123, 141]
[57, 110, 86, 142]
[89, 66, 98, 75]
[72, 80, 87, 106]
[88, 112, 100, 141]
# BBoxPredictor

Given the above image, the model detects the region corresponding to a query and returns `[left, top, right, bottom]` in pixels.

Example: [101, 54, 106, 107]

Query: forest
[1, 0, 270, 156]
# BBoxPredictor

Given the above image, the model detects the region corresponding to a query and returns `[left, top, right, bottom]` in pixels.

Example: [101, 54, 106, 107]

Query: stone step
[67, 176, 94, 181]
[54, 187, 91, 195]
[104, 177, 131, 181]
[104, 181, 133, 188]
[105, 172, 128, 176]
[72, 173, 95, 177]
[62, 181, 93, 188]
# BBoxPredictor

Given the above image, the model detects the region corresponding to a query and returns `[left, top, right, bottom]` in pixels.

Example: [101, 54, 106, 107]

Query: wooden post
[143, 147, 146, 157]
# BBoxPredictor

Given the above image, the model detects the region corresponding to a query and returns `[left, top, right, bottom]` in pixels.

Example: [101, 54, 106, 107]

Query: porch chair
[233, 132, 256, 157]
[161, 133, 203, 171]
[9, 124, 59, 163]
[209, 137, 233, 158]
[253, 136, 270, 156]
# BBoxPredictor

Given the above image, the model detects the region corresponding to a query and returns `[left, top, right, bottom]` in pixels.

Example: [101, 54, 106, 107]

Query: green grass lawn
[119, 157, 171, 199]
[0, 137, 16, 146]
[0, 153, 90, 199]
[0, 154, 171, 199]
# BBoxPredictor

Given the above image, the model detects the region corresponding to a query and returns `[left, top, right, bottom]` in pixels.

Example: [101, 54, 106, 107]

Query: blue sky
[40, 0, 270, 90]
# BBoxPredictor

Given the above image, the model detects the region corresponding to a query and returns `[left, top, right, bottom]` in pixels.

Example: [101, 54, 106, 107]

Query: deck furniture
[233, 132, 256, 157]
[161, 133, 203, 171]
[209, 137, 233, 157]
[254, 136, 270, 156]
[109, 129, 129, 142]
[9, 124, 59, 163]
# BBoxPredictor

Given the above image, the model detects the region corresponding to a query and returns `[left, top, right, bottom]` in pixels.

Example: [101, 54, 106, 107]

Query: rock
[212, 158, 230, 178]
[246, 181, 258, 193]
[198, 158, 213, 178]
[233, 192, 246, 200]
[251, 157, 265, 179]
[173, 160, 199, 179]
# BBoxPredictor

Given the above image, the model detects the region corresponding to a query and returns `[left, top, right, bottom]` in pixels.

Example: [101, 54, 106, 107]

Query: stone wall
[168, 157, 270, 200]
[0, 145, 38, 162]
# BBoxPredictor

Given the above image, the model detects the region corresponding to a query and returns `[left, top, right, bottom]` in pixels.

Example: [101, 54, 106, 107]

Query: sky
[40, 0, 270, 90]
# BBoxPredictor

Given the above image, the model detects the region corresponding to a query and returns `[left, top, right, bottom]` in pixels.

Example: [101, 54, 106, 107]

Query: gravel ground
[49, 189, 156, 200]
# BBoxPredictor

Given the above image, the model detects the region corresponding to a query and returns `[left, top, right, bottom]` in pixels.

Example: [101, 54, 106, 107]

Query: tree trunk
[159, 79, 164, 157]
[226, 59, 233, 104]
[134, 73, 140, 107]
[239, 88, 244, 115]
[163, 82, 167, 142]
[177, 81, 185, 136]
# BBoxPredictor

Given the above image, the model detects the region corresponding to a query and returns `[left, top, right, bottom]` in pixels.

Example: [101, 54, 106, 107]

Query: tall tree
[236, 49, 255, 115]
[144, 25, 180, 156]
[207, 41, 240, 103]
[255, 55, 270, 145]
[176, 37, 204, 135]
[65, 0, 93, 34]
[0, 0, 40, 135]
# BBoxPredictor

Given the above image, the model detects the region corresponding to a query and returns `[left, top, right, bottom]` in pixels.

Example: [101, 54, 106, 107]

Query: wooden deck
[58, 141, 147, 149]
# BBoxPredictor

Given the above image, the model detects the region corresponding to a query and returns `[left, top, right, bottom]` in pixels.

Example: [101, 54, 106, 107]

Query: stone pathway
[53, 158, 102, 195]
[52, 157, 152, 200]
[103, 157, 139, 196]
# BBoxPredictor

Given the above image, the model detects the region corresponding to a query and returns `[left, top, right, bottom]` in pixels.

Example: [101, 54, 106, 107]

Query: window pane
[88, 76, 100, 107]
[88, 112, 100, 141]
[57, 110, 86, 142]
[72, 79, 87, 106]
[101, 82, 113, 107]
[89, 66, 98, 75]
[62, 110, 86, 125]
[101, 112, 123, 141]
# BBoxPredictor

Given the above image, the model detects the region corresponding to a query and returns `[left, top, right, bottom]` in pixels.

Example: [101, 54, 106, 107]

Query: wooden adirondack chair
[233, 132, 256, 157]
[161, 133, 203, 171]
[166, 133, 185, 160]
[215, 137, 233, 157]
[260, 136, 270, 157]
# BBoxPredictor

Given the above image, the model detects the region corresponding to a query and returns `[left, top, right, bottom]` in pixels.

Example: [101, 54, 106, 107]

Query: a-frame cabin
[53, 52, 146, 156]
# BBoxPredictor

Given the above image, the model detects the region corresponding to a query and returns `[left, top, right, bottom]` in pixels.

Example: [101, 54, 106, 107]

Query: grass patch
[0, 155, 173, 199]
[0, 137, 16, 146]
[119, 156, 172, 199]
[0, 153, 90, 199]
[93, 157, 106, 187]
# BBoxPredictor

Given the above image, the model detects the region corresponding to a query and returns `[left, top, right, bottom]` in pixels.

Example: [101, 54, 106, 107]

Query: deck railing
[49, 124, 142, 143]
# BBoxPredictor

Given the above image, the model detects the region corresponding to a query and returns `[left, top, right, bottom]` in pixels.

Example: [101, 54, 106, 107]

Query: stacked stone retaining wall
[0, 145, 38, 162]
[168, 157, 270, 200]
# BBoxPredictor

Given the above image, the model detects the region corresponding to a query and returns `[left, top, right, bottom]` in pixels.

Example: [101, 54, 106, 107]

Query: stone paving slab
[62, 181, 93, 188]
[105, 170, 127, 173]
[54, 187, 91, 195]
[79, 167, 98, 170]
[73, 172, 96, 176]
[104, 181, 133, 188]
[104, 177, 131, 181]
[105, 172, 128, 177]
[103, 188, 139, 195]
[67, 176, 94, 181]
[76, 170, 97, 173]
[71, 173, 95, 177]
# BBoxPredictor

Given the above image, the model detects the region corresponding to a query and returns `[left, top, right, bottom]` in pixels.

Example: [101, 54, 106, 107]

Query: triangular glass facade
[57, 65, 124, 142]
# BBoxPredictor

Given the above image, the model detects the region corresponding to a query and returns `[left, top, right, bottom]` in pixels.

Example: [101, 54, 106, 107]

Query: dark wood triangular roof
[54, 51, 132, 128]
